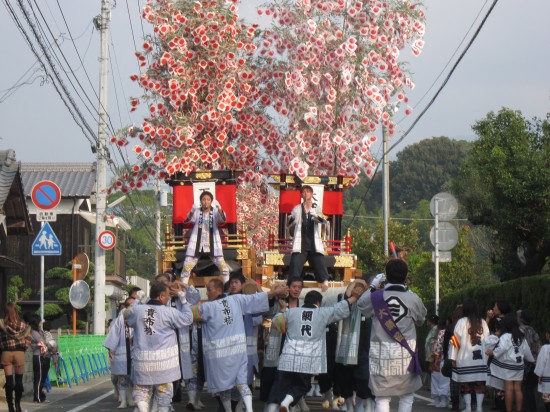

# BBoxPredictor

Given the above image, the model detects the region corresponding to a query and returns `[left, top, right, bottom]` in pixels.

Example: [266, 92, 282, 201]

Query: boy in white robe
[124, 281, 196, 412]
[357, 259, 427, 412]
[287, 185, 329, 292]
[192, 278, 287, 412]
[181, 191, 229, 285]
[269, 285, 365, 412]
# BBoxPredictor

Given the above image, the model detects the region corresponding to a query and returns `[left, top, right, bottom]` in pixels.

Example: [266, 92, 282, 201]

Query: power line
[5, 0, 98, 148]
[388, 0, 499, 154]
[0, 61, 44, 103]
[407, 0, 490, 113]
[346, 0, 500, 230]
[29, 0, 104, 133]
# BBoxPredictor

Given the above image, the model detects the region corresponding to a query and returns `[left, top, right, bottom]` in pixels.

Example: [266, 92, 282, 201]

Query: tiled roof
[0, 150, 19, 210]
[0, 149, 33, 235]
[21, 163, 96, 198]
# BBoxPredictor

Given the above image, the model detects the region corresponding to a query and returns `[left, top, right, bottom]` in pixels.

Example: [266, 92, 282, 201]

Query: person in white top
[534, 326, 550, 411]
[448, 299, 490, 412]
[181, 191, 229, 285]
[287, 185, 330, 292]
[486, 314, 534, 412]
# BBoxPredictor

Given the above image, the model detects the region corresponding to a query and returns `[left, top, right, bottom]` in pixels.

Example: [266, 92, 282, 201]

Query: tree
[108, 190, 168, 278]
[236, 182, 278, 258]
[453, 108, 550, 279]
[43, 263, 95, 325]
[7, 275, 31, 304]
[110, 0, 279, 191]
[351, 219, 422, 273]
[412, 225, 494, 303]
[343, 137, 471, 229]
[389, 136, 472, 211]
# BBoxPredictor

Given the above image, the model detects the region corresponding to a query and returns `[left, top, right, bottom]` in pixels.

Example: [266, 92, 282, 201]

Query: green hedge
[433, 274, 550, 337]
[417, 275, 550, 363]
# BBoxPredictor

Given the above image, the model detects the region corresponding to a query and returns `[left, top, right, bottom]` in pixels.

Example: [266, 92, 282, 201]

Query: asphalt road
[12, 375, 460, 412]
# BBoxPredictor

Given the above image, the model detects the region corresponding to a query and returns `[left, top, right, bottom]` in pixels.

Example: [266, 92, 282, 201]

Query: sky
[1, 0, 549, 168]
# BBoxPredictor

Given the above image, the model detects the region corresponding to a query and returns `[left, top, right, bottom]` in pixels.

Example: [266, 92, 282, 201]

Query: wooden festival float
[160, 170, 257, 286]
[262, 173, 361, 288]
[159, 171, 361, 288]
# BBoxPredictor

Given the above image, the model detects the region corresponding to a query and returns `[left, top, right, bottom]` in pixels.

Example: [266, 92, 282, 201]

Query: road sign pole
[40, 222, 44, 321]
[73, 259, 77, 336]
[434, 198, 440, 316]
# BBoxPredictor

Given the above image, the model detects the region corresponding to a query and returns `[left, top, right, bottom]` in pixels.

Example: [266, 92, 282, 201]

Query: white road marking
[414, 393, 434, 403]
[67, 389, 114, 412]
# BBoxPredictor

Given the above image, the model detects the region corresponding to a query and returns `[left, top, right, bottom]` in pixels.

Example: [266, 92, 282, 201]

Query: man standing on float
[288, 185, 330, 292]
[181, 190, 229, 285]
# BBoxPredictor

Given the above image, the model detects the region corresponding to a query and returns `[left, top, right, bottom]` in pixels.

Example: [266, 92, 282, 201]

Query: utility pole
[155, 178, 161, 276]
[382, 124, 390, 257]
[93, 0, 110, 335]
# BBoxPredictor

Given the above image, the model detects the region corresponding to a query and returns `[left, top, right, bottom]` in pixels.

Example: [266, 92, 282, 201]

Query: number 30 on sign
[98, 230, 117, 250]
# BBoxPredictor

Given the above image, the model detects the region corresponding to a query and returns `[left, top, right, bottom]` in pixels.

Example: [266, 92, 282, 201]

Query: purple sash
[371, 289, 422, 376]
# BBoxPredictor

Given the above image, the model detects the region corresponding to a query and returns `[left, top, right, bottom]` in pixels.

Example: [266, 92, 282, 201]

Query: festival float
[159, 170, 361, 288]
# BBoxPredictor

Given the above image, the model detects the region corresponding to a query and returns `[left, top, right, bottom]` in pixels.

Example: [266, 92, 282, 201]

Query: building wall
[6, 213, 93, 300]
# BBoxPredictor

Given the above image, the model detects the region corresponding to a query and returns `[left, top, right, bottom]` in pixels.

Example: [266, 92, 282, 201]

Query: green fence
[47, 334, 109, 388]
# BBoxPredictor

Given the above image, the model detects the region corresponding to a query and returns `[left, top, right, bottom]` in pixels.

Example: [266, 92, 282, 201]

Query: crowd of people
[3, 189, 550, 412]
[426, 299, 550, 412]
[101, 256, 550, 412]
[102, 258, 434, 412]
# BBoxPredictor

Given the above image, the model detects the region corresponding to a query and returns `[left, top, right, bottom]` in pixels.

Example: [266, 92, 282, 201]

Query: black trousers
[261, 366, 278, 402]
[32, 355, 50, 402]
[272, 370, 312, 406]
[288, 251, 328, 282]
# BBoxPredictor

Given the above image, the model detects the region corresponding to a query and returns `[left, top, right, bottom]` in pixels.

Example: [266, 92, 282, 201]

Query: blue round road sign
[31, 181, 61, 210]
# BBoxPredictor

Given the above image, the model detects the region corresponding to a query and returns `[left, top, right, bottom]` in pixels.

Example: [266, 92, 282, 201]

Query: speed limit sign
[98, 230, 117, 250]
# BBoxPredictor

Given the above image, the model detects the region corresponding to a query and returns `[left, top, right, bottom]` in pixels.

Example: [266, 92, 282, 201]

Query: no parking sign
[31, 180, 61, 210]
[98, 230, 116, 250]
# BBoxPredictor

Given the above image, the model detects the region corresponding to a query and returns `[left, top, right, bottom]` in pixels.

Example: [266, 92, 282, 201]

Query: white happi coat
[264, 297, 302, 368]
[357, 284, 427, 397]
[172, 289, 201, 380]
[535, 344, 550, 395]
[485, 334, 504, 390]
[196, 293, 269, 393]
[103, 312, 132, 376]
[273, 299, 351, 374]
[124, 301, 193, 385]
[490, 332, 534, 381]
[448, 317, 490, 383]
[185, 207, 226, 257]
[288, 204, 325, 254]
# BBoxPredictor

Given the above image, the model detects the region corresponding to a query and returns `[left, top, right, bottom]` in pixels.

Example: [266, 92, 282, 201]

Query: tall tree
[236, 182, 278, 257]
[453, 108, 550, 279]
[111, 0, 279, 191]
[389, 136, 472, 211]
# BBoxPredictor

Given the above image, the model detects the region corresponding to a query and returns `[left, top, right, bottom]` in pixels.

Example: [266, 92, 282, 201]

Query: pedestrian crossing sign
[32, 222, 62, 256]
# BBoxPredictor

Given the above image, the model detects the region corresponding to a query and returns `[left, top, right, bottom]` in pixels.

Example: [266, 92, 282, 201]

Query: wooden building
[0, 150, 33, 312]
[5, 163, 97, 298]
